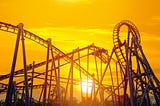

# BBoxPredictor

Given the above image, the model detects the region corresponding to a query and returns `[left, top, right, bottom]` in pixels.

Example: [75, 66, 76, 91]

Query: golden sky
[0, 0, 160, 78]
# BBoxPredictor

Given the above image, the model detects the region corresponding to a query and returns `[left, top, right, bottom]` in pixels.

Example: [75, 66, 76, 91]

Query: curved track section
[0, 22, 62, 54]
[0, 22, 111, 81]
[0, 44, 110, 81]
[113, 20, 160, 106]
[0, 22, 115, 100]
[113, 20, 140, 69]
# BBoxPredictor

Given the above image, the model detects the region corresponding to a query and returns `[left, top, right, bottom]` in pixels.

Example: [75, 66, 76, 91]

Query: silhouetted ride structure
[0, 20, 160, 106]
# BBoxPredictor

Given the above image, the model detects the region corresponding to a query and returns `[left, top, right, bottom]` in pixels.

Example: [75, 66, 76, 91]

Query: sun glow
[81, 80, 93, 94]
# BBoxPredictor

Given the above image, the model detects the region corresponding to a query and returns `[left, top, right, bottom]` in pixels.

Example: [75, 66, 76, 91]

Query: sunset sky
[0, 0, 160, 78]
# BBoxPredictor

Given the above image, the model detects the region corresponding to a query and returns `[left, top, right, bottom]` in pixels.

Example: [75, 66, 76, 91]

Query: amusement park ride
[0, 20, 160, 106]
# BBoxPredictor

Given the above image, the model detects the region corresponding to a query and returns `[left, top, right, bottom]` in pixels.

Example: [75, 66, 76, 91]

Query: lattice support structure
[5, 23, 30, 106]
[0, 20, 159, 106]
[113, 20, 160, 106]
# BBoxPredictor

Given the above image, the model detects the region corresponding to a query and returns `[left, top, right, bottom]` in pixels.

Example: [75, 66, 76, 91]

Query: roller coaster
[0, 20, 160, 106]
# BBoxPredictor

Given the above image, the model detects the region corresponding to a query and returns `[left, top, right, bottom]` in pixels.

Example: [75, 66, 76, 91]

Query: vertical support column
[21, 23, 30, 106]
[21, 86, 25, 100]
[64, 63, 71, 103]
[94, 50, 99, 81]
[52, 51, 59, 102]
[116, 62, 120, 106]
[43, 38, 51, 105]
[48, 66, 53, 101]
[39, 85, 44, 102]
[5, 23, 22, 106]
[86, 48, 89, 99]
[109, 64, 115, 104]
[91, 73, 95, 100]
[57, 54, 63, 106]
[30, 61, 35, 106]
[125, 42, 135, 106]
[90, 48, 114, 106]
[48, 43, 55, 100]
[100, 54, 104, 105]
[78, 48, 84, 106]
[13, 81, 17, 106]
[90, 73, 96, 106]
[70, 50, 74, 106]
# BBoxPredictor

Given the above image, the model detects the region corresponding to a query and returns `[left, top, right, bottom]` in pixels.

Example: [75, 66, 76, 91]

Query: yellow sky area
[0, 0, 159, 28]
[29, 27, 113, 52]
[55, 0, 91, 3]
[0, 1, 160, 77]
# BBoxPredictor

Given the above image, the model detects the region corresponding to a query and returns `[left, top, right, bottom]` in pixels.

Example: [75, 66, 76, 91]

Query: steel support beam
[5, 23, 23, 106]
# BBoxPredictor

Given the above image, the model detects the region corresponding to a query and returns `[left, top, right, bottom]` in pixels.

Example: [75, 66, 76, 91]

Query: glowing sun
[81, 80, 93, 94]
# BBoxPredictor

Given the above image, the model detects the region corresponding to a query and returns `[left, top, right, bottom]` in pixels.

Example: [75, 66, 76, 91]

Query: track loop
[113, 20, 141, 69]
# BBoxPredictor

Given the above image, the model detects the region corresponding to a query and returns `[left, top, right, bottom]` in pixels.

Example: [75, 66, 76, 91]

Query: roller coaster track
[0, 22, 103, 81]
[0, 45, 113, 95]
[0, 82, 65, 95]
[0, 22, 109, 62]
[113, 20, 160, 106]
[0, 44, 110, 81]
[113, 20, 141, 69]
[1, 20, 159, 106]
[0, 22, 116, 99]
